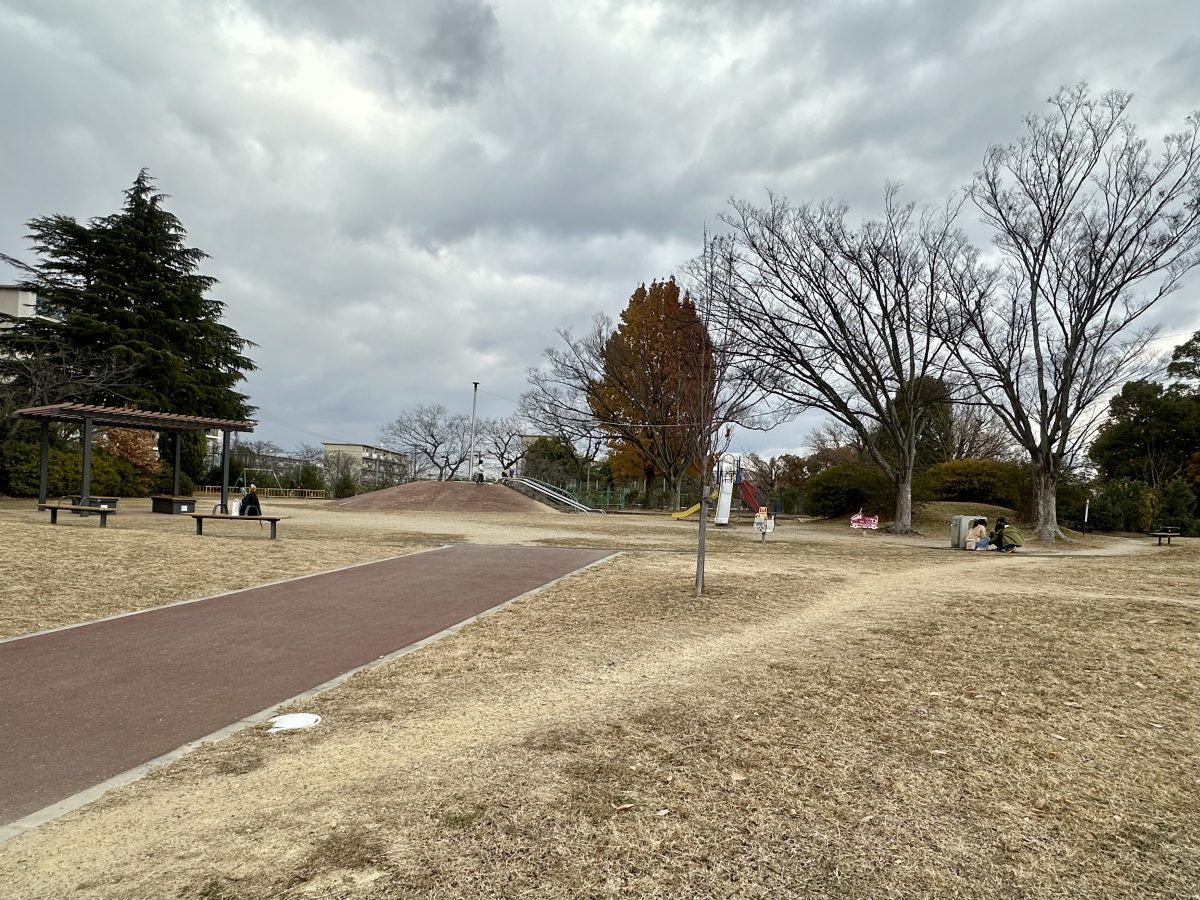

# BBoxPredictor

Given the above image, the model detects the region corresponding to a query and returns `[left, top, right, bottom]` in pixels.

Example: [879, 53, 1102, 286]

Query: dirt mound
[335, 481, 558, 514]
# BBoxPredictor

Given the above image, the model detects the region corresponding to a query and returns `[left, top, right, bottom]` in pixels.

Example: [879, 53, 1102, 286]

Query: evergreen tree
[1089, 380, 1200, 489]
[0, 170, 256, 420]
[1167, 331, 1200, 386]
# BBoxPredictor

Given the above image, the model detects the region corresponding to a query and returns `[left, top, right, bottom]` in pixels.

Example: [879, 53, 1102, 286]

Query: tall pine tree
[1, 170, 256, 420]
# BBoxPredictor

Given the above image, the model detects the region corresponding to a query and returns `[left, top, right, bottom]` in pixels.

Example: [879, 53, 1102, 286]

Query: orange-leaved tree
[587, 278, 714, 510]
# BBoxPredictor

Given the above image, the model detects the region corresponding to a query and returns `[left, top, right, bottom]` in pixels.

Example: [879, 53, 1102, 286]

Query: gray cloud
[1, 0, 1197, 456]
[250, 0, 503, 104]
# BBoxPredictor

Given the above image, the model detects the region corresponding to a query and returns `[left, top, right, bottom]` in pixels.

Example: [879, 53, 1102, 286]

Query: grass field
[0, 498, 1195, 899]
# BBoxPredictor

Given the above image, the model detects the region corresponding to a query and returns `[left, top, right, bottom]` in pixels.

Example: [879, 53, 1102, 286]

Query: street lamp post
[468, 381, 480, 480]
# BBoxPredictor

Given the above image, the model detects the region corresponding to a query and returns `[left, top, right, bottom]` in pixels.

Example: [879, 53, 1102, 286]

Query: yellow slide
[671, 490, 718, 519]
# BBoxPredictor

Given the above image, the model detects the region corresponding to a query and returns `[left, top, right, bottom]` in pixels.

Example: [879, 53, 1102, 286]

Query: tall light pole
[468, 381, 480, 480]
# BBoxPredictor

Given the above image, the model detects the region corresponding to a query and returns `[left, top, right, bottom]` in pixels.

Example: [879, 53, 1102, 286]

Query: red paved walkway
[0, 544, 611, 827]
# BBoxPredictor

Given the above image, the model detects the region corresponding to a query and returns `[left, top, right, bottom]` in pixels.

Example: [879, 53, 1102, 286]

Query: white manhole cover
[267, 713, 321, 733]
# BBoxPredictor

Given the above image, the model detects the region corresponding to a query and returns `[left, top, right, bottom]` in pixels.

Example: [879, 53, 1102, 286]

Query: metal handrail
[503, 476, 605, 514]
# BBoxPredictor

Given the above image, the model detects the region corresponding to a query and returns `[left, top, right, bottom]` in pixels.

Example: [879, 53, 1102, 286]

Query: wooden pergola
[11, 403, 256, 513]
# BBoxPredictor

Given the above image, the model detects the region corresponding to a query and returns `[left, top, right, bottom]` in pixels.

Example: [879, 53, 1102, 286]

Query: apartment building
[322, 442, 407, 487]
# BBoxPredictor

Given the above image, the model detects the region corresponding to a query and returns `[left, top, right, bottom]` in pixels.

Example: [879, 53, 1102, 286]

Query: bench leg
[99, 512, 108, 528]
[49, 508, 58, 525]
[196, 518, 204, 536]
[269, 521, 277, 540]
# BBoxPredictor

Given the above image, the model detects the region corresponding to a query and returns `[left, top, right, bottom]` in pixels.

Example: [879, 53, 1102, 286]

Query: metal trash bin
[950, 515, 986, 549]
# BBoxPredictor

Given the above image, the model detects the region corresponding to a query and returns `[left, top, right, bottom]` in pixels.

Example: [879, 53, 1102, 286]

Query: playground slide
[671, 489, 719, 519]
[738, 481, 763, 511]
[714, 478, 734, 525]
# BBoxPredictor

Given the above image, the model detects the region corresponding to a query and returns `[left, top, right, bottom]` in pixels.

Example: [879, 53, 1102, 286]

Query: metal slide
[714, 476, 735, 525]
[503, 476, 605, 514]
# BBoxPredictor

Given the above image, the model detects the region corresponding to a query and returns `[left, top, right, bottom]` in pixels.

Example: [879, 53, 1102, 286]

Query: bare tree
[715, 189, 972, 532]
[945, 85, 1200, 540]
[378, 404, 470, 480]
[0, 330, 136, 444]
[743, 453, 784, 493]
[517, 387, 605, 479]
[479, 416, 531, 475]
[324, 450, 359, 498]
[927, 404, 1020, 464]
[806, 421, 867, 462]
[682, 233, 778, 594]
[292, 443, 326, 464]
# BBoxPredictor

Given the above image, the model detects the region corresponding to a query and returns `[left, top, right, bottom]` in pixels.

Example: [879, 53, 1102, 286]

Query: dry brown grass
[0, 498, 1196, 899]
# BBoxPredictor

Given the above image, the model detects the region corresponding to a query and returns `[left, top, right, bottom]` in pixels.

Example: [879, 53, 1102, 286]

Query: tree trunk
[1035, 467, 1062, 541]
[643, 468, 656, 510]
[695, 483, 708, 596]
[672, 478, 683, 512]
[893, 475, 914, 534]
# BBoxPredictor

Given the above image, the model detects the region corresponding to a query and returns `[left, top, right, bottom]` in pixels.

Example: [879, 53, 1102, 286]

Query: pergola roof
[11, 403, 256, 433]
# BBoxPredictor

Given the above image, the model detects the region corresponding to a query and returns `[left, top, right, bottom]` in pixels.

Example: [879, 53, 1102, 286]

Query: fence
[195, 486, 327, 500]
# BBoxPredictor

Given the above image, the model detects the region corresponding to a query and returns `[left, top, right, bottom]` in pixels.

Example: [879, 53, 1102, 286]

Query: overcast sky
[1, 0, 1198, 457]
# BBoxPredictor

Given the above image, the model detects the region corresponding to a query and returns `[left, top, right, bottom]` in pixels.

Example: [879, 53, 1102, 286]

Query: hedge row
[801, 458, 1198, 534]
[0, 441, 193, 498]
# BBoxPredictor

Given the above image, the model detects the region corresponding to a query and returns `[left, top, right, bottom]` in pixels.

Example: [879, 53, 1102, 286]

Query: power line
[255, 418, 344, 446]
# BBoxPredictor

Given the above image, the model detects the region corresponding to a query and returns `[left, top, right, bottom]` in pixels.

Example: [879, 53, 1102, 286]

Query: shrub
[330, 472, 360, 499]
[922, 459, 1027, 508]
[1053, 474, 1095, 530]
[1, 442, 82, 496]
[804, 464, 893, 518]
[149, 461, 196, 496]
[0, 441, 142, 497]
[292, 462, 324, 490]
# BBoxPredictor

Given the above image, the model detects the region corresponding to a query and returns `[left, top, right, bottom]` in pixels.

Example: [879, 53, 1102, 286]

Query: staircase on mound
[502, 476, 605, 514]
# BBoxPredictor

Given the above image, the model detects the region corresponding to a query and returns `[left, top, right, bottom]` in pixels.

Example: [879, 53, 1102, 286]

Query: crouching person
[967, 518, 990, 551]
[991, 517, 1024, 553]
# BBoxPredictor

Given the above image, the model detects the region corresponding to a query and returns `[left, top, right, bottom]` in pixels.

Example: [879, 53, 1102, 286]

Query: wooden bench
[190, 513, 284, 539]
[39, 504, 113, 527]
[1150, 528, 1180, 546]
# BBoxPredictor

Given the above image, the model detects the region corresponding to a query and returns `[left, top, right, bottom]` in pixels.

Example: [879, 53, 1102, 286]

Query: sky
[1, 0, 1198, 458]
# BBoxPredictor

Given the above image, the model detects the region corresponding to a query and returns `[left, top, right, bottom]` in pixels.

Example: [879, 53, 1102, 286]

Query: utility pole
[468, 381, 480, 479]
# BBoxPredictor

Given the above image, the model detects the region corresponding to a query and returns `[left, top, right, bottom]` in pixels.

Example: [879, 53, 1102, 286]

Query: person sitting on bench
[240, 484, 262, 516]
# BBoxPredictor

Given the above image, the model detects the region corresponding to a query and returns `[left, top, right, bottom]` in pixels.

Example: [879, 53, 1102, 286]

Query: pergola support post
[220, 429, 231, 514]
[81, 417, 94, 501]
[173, 433, 182, 496]
[38, 422, 50, 505]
